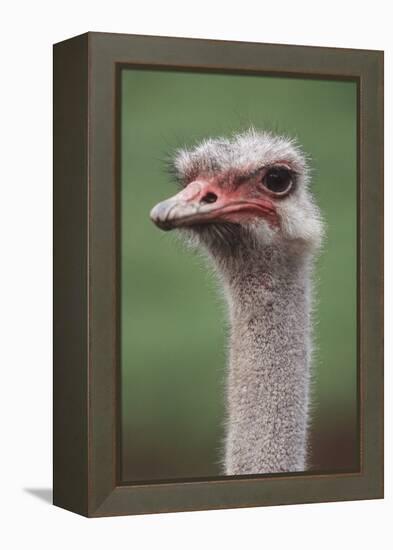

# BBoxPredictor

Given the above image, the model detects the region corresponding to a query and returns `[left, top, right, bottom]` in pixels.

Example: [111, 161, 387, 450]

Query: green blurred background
[120, 69, 358, 482]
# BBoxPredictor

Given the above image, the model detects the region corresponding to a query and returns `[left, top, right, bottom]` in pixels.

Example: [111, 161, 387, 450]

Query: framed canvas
[53, 32, 384, 517]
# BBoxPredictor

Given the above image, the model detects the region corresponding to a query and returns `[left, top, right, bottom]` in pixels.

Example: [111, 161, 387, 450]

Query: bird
[150, 129, 324, 476]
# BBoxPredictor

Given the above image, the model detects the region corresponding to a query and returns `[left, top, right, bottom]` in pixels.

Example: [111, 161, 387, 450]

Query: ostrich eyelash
[235, 164, 298, 186]
[262, 164, 299, 177]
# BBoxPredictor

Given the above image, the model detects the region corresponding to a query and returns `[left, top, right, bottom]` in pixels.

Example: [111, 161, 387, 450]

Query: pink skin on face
[150, 173, 279, 231]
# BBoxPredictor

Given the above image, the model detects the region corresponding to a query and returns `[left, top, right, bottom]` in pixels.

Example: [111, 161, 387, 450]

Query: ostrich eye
[263, 167, 294, 195]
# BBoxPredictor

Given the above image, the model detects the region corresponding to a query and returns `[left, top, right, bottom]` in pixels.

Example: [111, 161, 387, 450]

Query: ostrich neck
[219, 245, 313, 475]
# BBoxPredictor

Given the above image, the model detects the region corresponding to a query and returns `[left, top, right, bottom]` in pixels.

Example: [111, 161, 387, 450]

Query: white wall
[0, 1, 390, 548]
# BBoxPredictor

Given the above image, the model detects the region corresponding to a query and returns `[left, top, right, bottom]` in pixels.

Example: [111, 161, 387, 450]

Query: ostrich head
[150, 130, 323, 259]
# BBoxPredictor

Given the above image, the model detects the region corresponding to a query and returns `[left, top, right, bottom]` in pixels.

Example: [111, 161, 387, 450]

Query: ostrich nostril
[200, 192, 218, 204]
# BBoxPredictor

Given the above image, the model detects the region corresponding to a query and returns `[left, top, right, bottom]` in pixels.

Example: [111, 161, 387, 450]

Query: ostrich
[150, 129, 323, 475]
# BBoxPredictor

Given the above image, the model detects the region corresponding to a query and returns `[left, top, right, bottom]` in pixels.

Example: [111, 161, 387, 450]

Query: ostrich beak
[150, 180, 277, 231]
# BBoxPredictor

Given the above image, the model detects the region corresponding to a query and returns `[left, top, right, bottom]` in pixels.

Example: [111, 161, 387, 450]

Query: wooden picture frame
[53, 32, 383, 517]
